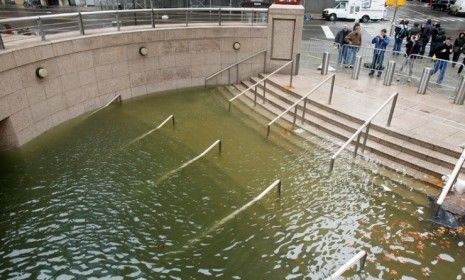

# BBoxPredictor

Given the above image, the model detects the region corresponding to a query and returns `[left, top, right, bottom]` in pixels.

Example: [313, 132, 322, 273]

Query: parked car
[241, 0, 272, 7]
[431, 0, 455, 11]
[449, 0, 465, 14]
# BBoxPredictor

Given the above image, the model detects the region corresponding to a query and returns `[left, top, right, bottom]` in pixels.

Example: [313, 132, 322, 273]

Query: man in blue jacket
[369, 28, 390, 78]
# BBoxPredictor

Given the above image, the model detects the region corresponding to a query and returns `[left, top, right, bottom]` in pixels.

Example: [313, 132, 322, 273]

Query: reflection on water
[0, 87, 464, 279]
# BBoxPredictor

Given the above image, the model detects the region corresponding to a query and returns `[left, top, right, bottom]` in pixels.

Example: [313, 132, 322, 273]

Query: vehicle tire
[329, 13, 337, 21]
[361, 15, 369, 23]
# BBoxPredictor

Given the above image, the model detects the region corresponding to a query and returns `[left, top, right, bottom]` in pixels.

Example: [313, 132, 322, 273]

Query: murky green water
[0, 87, 464, 279]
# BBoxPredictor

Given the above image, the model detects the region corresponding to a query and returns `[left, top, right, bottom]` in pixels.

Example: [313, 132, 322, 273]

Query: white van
[322, 0, 387, 23]
[449, 0, 465, 15]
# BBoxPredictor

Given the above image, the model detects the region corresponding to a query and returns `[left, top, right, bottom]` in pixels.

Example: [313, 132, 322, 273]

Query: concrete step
[248, 76, 459, 170]
[259, 74, 463, 159]
[237, 80, 452, 185]
[225, 84, 444, 191]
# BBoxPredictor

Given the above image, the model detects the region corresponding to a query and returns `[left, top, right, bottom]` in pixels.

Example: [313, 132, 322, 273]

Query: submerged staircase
[223, 74, 464, 189]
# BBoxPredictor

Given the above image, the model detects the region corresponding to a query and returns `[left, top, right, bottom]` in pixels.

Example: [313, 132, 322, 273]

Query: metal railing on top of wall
[0, 7, 268, 50]
[329, 92, 399, 172]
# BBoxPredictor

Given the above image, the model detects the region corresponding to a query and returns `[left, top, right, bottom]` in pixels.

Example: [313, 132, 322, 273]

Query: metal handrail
[0, 7, 268, 50]
[126, 114, 175, 146]
[266, 73, 336, 137]
[436, 148, 465, 206]
[204, 49, 267, 85]
[329, 92, 399, 172]
[228, 59, 294, 112]
[327, 250, 367, 279]
[88, 94, 121, 117]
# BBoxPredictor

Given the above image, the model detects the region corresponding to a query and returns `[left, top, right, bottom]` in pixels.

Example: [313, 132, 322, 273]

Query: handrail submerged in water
[436, 148, 465, 206]
[329, 92, 398, 172]
[266, 73, 336, 138]
[327, 250, 367, 279]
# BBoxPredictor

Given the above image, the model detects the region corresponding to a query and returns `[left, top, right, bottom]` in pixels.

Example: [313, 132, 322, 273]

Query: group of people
[334, 19, 465, 85]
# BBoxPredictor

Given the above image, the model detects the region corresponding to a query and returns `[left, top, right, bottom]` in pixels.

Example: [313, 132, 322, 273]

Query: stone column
[266, 4, 304, 74]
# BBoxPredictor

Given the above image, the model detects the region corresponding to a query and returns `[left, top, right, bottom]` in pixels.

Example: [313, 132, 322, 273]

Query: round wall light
[139, 47, 148, 56]
[35, 67, 48, 79]
[233, 42, 241, 51]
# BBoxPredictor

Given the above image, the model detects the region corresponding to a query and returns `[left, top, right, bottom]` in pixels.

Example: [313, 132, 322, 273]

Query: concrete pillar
[266, 4, 304, 75]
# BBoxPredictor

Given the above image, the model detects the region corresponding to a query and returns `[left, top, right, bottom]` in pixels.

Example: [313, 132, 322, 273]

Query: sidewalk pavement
[269, 67, 465, 153]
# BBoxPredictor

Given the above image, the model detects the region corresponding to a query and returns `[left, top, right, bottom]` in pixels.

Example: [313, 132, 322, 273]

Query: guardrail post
[292, 106, 298, 128]
[329, 158, 335, 172]
[301, 98, 307, 124]
[151, 9, 155, 28]
[362, 123, 371, 153]
[263, 79, 267, 99]
[386, 93, 398, 127]
[383, 61, 396, 86]
[295, 53, 300, 75]
[454, 75, 465, 105]
[236, 64, 239, 84]
[228, 68, 231, 84]
[290, 59, 294, 87]
[263, 50, 267, 73]
[417, 67, 432, 94]
[37, 17, 46, 41]
[321, 52, 330, 75]
[116, 12, 121, 31]
[353, 132, 362, 158]
[328, 74, 335, 105]
[185, 10, 189, 27]
[266, 124, 271, 138]
[254, 87, 257, 106]
[0, 32, 4, 50]
[219, 8, 222, 26]
[351, 56, 362, 80]
[78, 12, 85, 35]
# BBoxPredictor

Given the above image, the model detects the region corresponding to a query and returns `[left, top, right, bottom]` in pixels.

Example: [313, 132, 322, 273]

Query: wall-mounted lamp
[233, 42, 241, 51]
[35, 67, 48, 79]
[139, 47, 148, 56]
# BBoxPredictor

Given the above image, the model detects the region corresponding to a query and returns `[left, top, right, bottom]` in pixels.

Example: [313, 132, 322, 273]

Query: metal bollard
[321, 52, 330, 75]
[383, 61, 396, 86]
[454, 75, 465, 105]
[0, 32, 4, 50]
[351, 56, 362, 80]
[417, 67, 432, 95]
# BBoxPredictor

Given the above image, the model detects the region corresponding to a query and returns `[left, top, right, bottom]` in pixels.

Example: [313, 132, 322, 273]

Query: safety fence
[301, 38, 465, 101]
[0, 7, 268, 50]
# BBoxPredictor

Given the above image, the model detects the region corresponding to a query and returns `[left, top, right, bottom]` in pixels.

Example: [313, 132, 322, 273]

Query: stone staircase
[223, 74, 464, 189]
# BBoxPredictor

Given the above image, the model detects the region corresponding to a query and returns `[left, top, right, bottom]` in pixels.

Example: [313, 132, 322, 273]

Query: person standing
[398, 34, 421, 82]
[419, 19, 433, 56]
[334, 25, 351, 65]
[452, 32, 465, 67]
[407, 22, 421, 42]
[429, 23, 446, 57]
[431, 37, 453, 85]
[344, 24, 362, 68]
[369, 28, 390, 77]
[393, 20, 408, 54]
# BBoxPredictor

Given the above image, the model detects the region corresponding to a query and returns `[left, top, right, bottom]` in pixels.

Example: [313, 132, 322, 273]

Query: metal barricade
[300, 39, 340, 70]
[401, 54, 465, 96]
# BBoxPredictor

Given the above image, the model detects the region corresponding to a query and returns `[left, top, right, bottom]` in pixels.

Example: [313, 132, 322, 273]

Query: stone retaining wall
[0, 26, 268, 148]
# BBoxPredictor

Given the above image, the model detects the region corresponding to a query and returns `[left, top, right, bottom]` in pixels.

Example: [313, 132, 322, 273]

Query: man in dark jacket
[452, 32, 465, 67]
[369, 28, 390, 77]
[334, 25, 351, 65]
[398, 34, 421, 82]
[429, 23, 446, 57]
[407, 22, 421, 42]
[431, 37, 453, 84]
[420, 19, 432, 55]
[393, 20, 408, 54]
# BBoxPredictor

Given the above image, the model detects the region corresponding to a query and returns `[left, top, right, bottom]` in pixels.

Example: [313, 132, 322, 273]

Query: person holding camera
[393, 20, 409, 55]
[431, 37, 453, 85]
[369, 29, 390, 78]
[398, 34, 421, 82]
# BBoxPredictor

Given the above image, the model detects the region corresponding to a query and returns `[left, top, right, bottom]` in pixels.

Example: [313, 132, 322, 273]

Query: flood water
[0, 87, 464, 279]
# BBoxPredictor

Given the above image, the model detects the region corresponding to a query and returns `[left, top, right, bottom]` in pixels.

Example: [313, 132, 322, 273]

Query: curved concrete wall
[0, 26, 268, 148]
